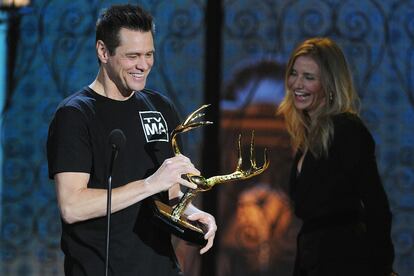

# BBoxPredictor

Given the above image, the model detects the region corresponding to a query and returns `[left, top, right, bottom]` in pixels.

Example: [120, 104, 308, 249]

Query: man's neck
[89, 69, 134, 101]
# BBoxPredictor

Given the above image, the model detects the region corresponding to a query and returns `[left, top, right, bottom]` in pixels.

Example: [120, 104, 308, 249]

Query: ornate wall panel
[220, 0, 414, 275]
[0, 0, 205, 275]
[1, 0, 413, 275]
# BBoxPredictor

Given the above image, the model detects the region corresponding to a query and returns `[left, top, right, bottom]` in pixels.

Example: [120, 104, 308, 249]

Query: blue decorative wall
[220, 0, 414, 275]
[1, 0, 413, 275]
[0, 0, 205, 275]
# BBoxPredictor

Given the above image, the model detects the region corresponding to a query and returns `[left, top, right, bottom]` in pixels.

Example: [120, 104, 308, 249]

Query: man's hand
[145, 154, 199, 193]
[187, 211, 217, 254]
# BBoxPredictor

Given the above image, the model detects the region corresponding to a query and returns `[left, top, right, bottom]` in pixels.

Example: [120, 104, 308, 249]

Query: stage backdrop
[0, 0, 206, 275]
[217, 0, 414, 276]
[1, 0, 414, 276]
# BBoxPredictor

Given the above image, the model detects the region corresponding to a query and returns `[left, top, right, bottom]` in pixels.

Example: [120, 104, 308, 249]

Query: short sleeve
[47, 106, 92, 179]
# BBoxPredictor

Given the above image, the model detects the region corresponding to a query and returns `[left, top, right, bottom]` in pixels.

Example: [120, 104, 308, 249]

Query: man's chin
[129, 82, 146, 92]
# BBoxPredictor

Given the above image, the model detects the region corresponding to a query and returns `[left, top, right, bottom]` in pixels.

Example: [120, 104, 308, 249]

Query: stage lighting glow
[0, 0, 30, 8]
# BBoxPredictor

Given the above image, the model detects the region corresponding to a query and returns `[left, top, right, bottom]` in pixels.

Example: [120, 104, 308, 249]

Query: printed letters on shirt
[139, 111, 169, 142]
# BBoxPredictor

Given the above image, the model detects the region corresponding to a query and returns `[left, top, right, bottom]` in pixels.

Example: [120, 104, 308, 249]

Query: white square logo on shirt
[139, 111, 169, 142]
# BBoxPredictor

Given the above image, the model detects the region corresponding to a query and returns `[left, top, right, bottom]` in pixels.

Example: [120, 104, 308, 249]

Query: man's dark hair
[96, 4, 155, 55]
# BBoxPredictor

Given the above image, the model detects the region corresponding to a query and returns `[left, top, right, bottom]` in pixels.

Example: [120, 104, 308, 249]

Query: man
[47, 4, 216, 275]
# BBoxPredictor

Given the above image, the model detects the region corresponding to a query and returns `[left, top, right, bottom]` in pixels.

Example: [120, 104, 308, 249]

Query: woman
[279, 37, 396, 275]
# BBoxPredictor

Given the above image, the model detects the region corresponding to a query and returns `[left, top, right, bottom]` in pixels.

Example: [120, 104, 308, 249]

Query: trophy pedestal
[152, 200, 208, 246]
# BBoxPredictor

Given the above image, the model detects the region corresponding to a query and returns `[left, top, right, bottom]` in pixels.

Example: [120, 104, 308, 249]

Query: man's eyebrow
[125, 49, 155, 55]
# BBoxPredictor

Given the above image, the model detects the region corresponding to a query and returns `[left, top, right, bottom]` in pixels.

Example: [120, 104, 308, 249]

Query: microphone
[109, 129, 126, 151]
[105, 129, 126, 276]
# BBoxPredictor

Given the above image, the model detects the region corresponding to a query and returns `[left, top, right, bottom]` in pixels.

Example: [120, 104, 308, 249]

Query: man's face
[106, 28, 154, 95]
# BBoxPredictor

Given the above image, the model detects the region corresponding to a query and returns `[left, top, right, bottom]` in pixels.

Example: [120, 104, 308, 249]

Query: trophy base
[152, 200, 208, 246]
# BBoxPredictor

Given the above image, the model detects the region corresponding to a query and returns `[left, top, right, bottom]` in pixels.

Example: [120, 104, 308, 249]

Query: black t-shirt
[47, 87, 182, 275]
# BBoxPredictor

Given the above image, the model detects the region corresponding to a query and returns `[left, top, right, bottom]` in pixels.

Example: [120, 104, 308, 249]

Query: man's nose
[135, 56, 151, 70]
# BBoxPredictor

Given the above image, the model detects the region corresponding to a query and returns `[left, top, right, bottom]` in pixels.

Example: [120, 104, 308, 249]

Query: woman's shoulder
[331, 112, 374, 145]
[332, 112, 366, 132]
[332, 112, 361, 125]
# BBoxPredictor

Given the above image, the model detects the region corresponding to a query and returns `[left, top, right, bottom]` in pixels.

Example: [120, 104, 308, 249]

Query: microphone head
[109, 129, 126, 150]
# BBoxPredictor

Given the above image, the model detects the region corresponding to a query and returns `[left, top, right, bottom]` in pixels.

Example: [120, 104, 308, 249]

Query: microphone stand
[105, 144, 118, 276]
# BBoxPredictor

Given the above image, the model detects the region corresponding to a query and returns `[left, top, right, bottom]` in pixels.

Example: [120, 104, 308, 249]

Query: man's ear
[96, 40, 109, 63]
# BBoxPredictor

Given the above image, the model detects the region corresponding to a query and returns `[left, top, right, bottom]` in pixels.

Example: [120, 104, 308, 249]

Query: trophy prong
[171, 105, 213, 155]
[236, 134, 242, 171]
[183, 104, 211, 125]
[264, 148, 269, 167]
[250, 131, 257, 169]
[205, 132, 270, 186]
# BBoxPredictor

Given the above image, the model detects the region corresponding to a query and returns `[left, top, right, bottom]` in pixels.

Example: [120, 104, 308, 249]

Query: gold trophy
[152, 105, 270, 246]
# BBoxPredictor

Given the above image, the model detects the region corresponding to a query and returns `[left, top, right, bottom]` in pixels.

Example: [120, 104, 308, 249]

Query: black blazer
[290, 113, 394, 275]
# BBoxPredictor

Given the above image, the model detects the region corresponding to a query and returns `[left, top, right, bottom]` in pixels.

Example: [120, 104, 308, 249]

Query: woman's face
[287, 55, 325, 116]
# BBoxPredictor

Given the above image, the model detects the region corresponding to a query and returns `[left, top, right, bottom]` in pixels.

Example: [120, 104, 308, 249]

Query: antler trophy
[152, 105, 270, 246]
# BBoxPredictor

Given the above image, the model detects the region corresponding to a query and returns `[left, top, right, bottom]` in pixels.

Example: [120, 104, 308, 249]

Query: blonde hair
[278, 37, 360, 158]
